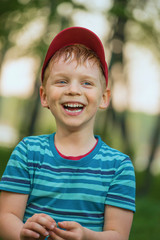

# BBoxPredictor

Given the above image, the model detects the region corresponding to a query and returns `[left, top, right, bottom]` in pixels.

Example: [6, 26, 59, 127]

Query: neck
[54, 128, 96, 157]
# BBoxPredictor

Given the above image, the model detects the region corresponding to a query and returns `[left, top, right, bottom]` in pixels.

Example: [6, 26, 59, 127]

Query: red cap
[41, 26, 108, 86]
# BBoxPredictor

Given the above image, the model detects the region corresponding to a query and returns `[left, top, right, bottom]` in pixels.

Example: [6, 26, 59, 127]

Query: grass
[130, 196, 160, 240]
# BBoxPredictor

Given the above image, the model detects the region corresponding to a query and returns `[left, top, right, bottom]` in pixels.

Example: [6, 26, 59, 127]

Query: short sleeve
[105, 157, 136, 212]
[0, 139, 31, 194]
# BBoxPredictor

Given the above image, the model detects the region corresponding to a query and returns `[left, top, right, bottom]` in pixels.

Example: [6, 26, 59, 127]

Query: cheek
[46, 90, 64, 112]
[47, 89, 60, 101]
[88, 91, 103, 105]
[87, 96, 102, 114]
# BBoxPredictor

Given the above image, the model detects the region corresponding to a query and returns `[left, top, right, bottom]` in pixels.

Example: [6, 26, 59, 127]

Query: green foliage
[0, 0, 160, 239]
[109, 1, 132, 21]
[0, 146, 12, 179]
[130, 196, 160, 240]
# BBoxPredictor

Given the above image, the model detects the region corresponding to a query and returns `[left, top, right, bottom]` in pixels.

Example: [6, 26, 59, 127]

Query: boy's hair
[43, 44, 106, 87]
[41, 27, 108, 86]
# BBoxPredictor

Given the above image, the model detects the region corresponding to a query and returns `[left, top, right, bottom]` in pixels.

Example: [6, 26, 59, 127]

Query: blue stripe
[35, 164, 116, 175]
[1, 177, 30, 185]
[32, 184, 107, 196]
[30, 174, 110, 185]
[28, 197, 104, 212]
[107, 194, 135, 204]
[29, 204, 104, 218]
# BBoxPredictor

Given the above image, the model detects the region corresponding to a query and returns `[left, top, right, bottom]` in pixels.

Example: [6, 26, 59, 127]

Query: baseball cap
[41, 26, 108, 86]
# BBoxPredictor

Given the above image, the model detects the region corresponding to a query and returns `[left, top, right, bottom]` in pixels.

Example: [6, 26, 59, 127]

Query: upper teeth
[64, 103, 83, 107]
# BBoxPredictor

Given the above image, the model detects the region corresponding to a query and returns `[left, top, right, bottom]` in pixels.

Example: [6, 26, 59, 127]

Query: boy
[0, 27, 135, 240]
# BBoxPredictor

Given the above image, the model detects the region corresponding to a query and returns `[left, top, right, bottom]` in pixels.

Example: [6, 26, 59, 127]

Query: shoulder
[98, 138, 131, 162]
[22, 134, 51, 145]
[21, 134, 51, 150]
[13, 134, 53, 158]
[9, 134, 54, 169]
[97, 138, 134, 172]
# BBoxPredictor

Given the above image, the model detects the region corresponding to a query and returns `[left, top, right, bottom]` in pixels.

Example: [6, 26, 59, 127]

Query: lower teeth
[66, 109, 82, 113]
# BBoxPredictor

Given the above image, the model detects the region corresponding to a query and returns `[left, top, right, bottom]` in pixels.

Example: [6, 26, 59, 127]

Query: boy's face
[40, 55, 110, 132]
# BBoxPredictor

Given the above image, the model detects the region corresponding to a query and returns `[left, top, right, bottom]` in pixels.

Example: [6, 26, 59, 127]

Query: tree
[103, 0, 160, 194]
[0, 0, 86, 138]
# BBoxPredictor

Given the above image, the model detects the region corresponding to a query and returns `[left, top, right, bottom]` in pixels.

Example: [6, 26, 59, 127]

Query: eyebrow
[49, 72, 68, 79]
[50, 72, 97, 80]
[80, 74, 97, 80]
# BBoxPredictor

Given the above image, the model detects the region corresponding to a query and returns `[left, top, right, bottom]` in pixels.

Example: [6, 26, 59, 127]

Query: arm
[48, 205, 133, 240]
[0, 191, 28, 240]
[0, 191, 56, 240]
[103, 205, 133, 239]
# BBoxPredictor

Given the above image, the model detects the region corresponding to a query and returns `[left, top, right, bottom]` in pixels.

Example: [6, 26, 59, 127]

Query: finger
[38, 213, 56, 224]
[58, 221, 78, 230]
[29, 214, 56, 230]
[52, 226, 74, 240]
[31, 213, 56, 225]
[21, 228, 40, 239]
[24, 221, 50, 237]
[48, 230, 65, 240]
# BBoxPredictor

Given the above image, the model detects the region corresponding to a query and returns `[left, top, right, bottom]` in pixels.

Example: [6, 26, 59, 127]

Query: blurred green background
[0, 0, 160, 239]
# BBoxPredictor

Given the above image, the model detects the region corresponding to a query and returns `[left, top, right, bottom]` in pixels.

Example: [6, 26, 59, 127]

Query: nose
[65, 80, 81, 96]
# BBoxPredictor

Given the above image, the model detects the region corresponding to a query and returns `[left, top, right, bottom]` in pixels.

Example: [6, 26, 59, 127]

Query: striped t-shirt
[0, 133, 136, 231]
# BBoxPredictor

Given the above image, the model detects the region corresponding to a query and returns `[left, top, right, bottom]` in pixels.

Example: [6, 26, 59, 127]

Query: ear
[39, 86, 49, 108]
[99, 88, 111, 109]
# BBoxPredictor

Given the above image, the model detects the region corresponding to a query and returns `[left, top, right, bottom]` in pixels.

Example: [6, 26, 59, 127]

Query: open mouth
[63, 103, 84, 113]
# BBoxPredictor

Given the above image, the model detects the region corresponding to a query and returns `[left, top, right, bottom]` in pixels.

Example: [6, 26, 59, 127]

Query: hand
[20, 213, 56, 240]
[48, 221, 86, 240]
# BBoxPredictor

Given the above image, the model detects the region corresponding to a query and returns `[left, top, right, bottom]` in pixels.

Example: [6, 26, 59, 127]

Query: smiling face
[40, 47, 110, 134]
